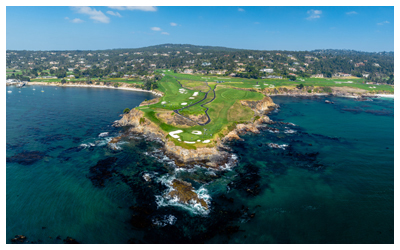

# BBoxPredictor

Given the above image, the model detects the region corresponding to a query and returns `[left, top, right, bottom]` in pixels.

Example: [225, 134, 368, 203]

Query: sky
[6, 6, 394, 52]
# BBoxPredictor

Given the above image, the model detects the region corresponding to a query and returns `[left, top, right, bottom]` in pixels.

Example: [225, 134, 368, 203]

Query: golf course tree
[123, 108, 130, 114]
[326, 72, 332, 78]
[296, 83, 304, 89]
[85, 74, 92, 84]
[387, 74, 394, 85]
[61, 79, 66, 84]
[289, 75, 297, 81]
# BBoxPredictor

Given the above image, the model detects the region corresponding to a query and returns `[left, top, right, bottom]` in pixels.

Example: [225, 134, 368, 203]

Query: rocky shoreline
[113, 95, 278, 169]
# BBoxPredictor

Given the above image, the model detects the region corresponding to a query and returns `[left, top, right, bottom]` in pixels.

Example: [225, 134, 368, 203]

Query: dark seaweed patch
[87, 157, 118, 187]
[6, 151, 47, 165]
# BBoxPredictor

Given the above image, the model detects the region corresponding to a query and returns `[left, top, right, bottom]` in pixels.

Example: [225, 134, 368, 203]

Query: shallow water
[6, 87, 393, 244]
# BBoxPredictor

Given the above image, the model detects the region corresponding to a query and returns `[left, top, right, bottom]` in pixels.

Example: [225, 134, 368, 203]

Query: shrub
[61, 79, 66, 84]
[123, 108, 130, 114]
[139, 117, 146, 124]
[296, 83, 304, 89]
[113, 83, 120, 88]
[322, 86, 332, 93]
[254, 115, 260, 120]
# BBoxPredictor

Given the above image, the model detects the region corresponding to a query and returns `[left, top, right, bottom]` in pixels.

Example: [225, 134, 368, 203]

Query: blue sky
[6, 6, 394, 52]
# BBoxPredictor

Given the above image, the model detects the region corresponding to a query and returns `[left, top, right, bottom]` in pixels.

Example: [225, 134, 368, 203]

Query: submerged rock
[166, 179, 208, 210]
[63, 237, 79, 244]
[11, 235, 27, 243]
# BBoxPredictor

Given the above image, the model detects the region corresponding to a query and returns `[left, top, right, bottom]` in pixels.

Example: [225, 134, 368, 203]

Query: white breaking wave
[267, 143, 289, 150]
[152, 214, 177, 227]
[284, 129, 297, 134]
[98, 132, 109, 137]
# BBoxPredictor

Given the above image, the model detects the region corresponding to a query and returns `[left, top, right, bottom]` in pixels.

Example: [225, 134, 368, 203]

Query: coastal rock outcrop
[166, 179, 208, 209]
[240, 96, 277, 115]
[164, 140, 230, 168]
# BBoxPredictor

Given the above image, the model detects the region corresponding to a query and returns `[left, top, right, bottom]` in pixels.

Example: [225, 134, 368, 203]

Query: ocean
[6, 85, 394, 244]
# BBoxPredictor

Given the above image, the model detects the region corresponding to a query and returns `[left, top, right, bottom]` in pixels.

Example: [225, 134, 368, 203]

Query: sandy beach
[25, 82, 163, 96]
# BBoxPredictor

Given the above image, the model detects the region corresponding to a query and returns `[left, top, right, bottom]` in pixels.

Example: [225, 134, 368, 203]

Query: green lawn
[139, 70, 394, 148]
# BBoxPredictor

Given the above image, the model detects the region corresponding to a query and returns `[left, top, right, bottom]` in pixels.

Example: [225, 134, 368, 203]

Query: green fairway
[136, 70, 394, 148]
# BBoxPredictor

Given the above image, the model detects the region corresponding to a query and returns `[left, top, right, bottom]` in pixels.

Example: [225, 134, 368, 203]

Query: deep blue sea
[6, 85, 394, 244]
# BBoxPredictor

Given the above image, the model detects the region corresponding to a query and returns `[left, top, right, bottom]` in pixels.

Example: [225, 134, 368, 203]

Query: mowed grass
[152, 76, 206, 110]
[137, 77, 264, 146]
[163, 70, 394, 93]
[179, 80, 210, 92]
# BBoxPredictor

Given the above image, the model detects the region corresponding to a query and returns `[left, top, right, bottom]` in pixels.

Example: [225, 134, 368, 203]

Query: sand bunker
[169, 130, 183, 139]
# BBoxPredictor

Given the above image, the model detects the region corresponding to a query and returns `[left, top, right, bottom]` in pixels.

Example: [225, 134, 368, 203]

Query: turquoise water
[6, 87, 393, 244]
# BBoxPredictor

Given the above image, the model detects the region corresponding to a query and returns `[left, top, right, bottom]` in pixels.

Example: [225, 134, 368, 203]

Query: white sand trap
[189, 97, 195, 99]
[197, 140, 201, 142]
[191, 131, 202, 135]
[169, 130, 183, 139]
[178, 139, 181, 141]
[193, 92, 199, 96]
[161, 101, 167, 105]
[202, 140, 211, 143]
[181, 102, 187, 105]
[184, 141, 196, 144]
[254, 85, 260, 87]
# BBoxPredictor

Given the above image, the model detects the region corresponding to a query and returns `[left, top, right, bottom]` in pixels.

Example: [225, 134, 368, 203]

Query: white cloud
[108, 6, 157, 12]
[72, 6, 110, 23]
[238, 8, 245, 12]
[106, 11, 122, 17]
[377, 21, 390, 25]
[306, 9, 322, 20]
[170, 22, 177, 26]
[161, 32, 170, 35]
[71, 18, 84, 23]
[346, 11, 358, 15]
[151, 27, 162, 31]
[65, 17, 69, 20]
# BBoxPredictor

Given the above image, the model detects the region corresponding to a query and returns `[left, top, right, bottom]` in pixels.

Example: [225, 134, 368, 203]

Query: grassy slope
[138, 75, 264, 147]
[163, 70, 394, 93]
[141, 70, 395, 148]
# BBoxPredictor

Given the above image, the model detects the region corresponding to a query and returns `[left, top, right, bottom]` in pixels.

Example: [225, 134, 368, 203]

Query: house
[68, 68, 74, 72]
[362, 73, 370, 78]
[288, 68, 297, 72]
[183, 69, 193, 74]
[67, 75, 75, 78]
[304, 63, 309, 67]
[355, 62, 365, 67]
[248, 56, 253, 59]
[267, 75, 283, 79]
[49, 61, 59, 65]
[237, 63, 244, 66]
[51, 66, 59, 70]
[334, 72, 352, 77]
[288, 73, 297, 76]
[373, 63, 380, 67]
[202, 62, 211, 66]
[150, 64, 157, 67]
[236, 68, 246, 72]
[311, 74, 324, 78]
[260, 68, 274, 73]
[229, 73, 236, 77]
